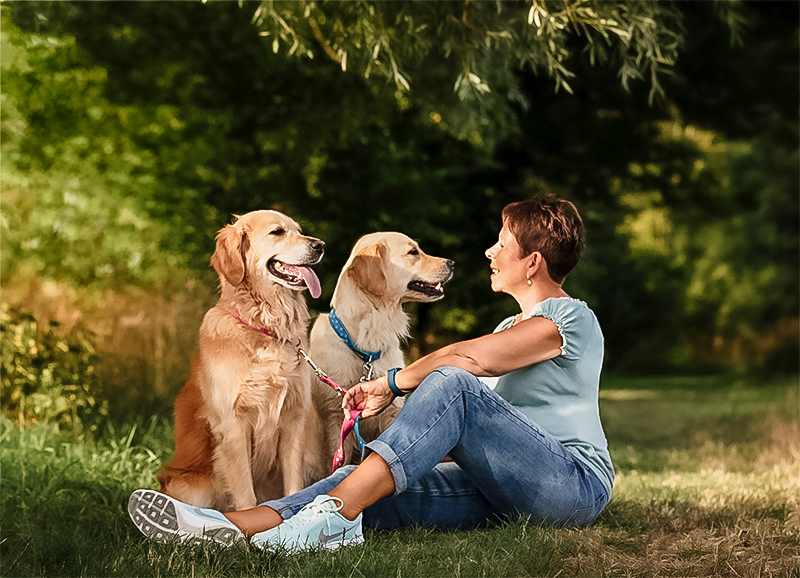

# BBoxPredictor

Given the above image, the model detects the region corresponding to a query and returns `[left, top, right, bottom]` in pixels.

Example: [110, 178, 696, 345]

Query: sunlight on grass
[1, 377, 798, 577]
[600, 389, 660, 400]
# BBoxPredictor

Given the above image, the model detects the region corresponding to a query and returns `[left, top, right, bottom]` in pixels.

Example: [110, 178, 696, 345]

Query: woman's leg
[361, 461, 496, 530]
[239, 366, 606, 535]
[336, 366, 607, 527]
[224, 464, 357, 534]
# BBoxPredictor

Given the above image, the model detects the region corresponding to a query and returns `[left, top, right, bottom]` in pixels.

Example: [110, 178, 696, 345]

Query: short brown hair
[501, 195, 585, 284]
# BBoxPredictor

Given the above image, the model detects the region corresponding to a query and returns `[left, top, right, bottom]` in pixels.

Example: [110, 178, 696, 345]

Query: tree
[248, 0, 742, 143]
[4, 0, 795, 383]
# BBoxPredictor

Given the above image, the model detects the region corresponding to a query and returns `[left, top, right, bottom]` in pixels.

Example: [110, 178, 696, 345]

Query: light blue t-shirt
[480, 297, 615, 496]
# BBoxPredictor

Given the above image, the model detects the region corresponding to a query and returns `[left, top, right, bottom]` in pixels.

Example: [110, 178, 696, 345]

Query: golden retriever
[158, 210, 324, 511]
[305, 232, 454, 480]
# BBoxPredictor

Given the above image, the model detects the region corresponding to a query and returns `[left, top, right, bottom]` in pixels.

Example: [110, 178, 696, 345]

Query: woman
[129, 195, 614, 551]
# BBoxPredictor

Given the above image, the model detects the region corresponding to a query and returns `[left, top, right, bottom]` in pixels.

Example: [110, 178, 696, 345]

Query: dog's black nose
[446, 259, 455, 270]
[311, 239, 326, 253]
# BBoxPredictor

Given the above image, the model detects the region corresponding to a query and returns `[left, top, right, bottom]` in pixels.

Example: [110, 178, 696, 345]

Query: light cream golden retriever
[305, 232, 454, 480]
[158, 210, 324, 511]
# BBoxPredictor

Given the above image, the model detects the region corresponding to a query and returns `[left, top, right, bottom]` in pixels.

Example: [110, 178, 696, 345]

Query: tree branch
[308, 14, 341, 63]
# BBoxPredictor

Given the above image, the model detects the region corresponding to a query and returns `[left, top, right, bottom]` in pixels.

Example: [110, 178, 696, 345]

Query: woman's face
[485, 224, 529, 294]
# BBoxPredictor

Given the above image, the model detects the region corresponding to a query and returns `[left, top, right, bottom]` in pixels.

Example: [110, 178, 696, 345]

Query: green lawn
[1, 376, 798, 577]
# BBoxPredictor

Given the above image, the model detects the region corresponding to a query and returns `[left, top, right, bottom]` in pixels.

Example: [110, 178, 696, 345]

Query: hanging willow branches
[245, 0, 741, 105]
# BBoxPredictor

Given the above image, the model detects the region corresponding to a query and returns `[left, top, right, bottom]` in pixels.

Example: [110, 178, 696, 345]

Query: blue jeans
[263, 367, 609, 530]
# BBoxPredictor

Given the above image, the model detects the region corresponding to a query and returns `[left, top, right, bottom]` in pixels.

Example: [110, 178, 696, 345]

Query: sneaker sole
[258, 534, 365, 553]
[322, 535, 365, 551]
[128, 490, 242, 546]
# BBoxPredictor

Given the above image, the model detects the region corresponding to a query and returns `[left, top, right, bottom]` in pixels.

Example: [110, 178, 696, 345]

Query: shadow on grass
[1, 375, 798, 577]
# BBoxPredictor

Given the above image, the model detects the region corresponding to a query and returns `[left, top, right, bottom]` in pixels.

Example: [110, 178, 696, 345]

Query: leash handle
[332, 408, 362, 471]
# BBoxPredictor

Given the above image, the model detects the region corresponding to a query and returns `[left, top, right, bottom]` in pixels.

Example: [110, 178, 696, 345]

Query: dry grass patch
[558, 412, 800, 577]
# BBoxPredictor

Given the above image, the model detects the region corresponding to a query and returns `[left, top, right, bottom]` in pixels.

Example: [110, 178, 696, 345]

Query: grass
[1, 375, 798, 577]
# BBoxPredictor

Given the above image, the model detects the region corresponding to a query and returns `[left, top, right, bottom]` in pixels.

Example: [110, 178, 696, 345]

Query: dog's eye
[407, 248, 419, 256]
[270, 228, 285, 236]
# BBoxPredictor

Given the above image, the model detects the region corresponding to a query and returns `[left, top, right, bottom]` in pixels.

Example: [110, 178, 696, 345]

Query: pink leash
[230, 312, 358, 472]
[295, 346, 363, 472]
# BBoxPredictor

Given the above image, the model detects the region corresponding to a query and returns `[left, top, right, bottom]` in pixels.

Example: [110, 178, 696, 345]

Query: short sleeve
[492, 315, 516, 334]
[527, 298, 597, 361]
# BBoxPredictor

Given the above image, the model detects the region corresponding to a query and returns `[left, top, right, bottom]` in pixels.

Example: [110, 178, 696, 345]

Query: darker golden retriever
[158, 210, 324, 511]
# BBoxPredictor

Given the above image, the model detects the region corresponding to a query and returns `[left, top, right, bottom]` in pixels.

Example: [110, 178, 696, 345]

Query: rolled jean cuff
[260, 499, 294, 520]
[364, 439, 408, 495]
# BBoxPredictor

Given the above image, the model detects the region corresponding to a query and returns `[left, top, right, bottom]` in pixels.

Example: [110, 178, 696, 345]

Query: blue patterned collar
[328, 308, 381, 364]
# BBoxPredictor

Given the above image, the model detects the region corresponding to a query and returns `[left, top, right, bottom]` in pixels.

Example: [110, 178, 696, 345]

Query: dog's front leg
[211, 419, 258, 511]
[279, 413, 307, 496]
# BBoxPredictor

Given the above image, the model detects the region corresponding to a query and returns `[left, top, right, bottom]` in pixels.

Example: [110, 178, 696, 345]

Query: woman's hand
[342, 376, 396, 418]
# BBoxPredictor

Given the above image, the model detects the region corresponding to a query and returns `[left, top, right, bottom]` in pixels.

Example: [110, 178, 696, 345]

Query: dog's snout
[311, 239, 326, 254]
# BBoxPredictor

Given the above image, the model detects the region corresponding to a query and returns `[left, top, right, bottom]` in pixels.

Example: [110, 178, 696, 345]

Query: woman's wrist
[386, 367, 404, 396]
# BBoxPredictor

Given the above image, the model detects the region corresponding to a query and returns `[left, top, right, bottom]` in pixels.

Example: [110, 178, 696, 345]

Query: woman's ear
[347, 243, 387, 299]
[527, 252, 542, 278]
[211, 225, 249, 286]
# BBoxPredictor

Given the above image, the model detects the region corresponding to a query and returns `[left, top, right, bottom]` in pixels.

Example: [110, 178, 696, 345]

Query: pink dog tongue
[299, 266, 322, 299]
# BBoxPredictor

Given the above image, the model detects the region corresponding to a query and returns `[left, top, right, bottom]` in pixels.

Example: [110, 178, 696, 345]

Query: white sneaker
[128, 490, 245, 546]
[251, 495, 364, 552]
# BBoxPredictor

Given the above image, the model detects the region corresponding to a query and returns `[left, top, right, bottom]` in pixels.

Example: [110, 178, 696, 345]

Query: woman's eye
[408, 248, 419, 256]
[270, 228, 285, 236]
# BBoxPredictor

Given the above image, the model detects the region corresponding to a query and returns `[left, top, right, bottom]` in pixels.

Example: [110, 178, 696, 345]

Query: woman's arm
[343, 316, 562, 417]
[394, 316, 562, 392]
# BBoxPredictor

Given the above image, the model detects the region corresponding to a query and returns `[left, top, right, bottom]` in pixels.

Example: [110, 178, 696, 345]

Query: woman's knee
[420, 366, 483, 398]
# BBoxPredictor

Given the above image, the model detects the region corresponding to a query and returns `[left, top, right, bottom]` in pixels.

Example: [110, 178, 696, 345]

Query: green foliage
[253, 1, 692, 107]
[246, 0, 712, 145]
[1, 0, 796, 379]
[0, 305, 108, 437]
[599, 109, 799, 371]
[0, 8, 219, 289]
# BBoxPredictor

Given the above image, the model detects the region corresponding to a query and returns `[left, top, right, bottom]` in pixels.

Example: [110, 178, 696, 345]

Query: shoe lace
[283, 496, 344, 533]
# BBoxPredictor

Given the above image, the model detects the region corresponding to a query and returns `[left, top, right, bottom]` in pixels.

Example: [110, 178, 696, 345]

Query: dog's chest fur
[198, 309, 309, 432]
[233, 342, 304, 412]
[309, 308, 407, 388]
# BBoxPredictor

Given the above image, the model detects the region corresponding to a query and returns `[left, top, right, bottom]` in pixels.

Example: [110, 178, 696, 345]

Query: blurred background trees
[1, 1, 797, 428]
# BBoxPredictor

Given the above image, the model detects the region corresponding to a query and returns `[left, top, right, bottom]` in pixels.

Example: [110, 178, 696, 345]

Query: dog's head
[211, 210, 324, 298]
[336, 232, 454, 305]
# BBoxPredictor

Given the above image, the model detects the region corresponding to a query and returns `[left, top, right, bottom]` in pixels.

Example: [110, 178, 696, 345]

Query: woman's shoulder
[492, 315, 517, 333]
[527, 297, 601, 359]
[529, 296, 594, 320]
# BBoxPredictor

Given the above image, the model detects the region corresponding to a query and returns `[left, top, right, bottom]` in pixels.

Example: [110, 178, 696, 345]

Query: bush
[0, 304, 108, 437]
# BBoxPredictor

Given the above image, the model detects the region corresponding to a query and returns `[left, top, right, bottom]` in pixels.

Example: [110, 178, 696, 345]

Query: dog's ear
[347, 243, 387, 299]
[211, 225, 249, 286]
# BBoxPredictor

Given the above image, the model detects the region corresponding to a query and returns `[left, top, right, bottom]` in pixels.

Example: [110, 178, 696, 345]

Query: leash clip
[295, 340, 327, 381]
[361, 360, 374, 382]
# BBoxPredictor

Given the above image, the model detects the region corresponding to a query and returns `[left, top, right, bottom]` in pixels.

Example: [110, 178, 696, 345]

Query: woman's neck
[513, 279, 569, 317]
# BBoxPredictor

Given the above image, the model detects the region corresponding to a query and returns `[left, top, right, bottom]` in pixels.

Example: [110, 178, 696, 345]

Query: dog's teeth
[435, 283, 442, 291]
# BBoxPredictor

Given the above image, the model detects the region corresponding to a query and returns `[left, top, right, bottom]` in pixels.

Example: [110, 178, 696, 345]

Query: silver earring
[527, 278, 532, 286]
